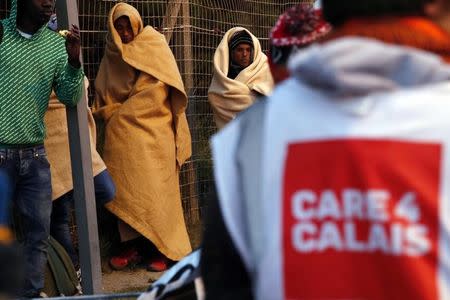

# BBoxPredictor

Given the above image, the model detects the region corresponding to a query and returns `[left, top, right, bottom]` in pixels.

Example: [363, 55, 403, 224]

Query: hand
[66, 24, 81, 68]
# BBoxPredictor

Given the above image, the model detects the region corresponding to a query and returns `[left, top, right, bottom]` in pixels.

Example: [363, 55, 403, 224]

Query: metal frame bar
[55, 0, 102, 295]
[162, 1, 182, 43]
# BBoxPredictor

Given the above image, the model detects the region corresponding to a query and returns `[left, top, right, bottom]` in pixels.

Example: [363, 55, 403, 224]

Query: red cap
[270, 3, 331, 47]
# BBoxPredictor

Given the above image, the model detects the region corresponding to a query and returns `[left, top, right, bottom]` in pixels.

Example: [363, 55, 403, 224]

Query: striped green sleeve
[54, 57, 85, 107]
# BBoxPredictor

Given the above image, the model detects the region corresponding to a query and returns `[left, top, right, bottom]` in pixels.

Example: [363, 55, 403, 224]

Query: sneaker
[146, 257, 171, 272]
[110, 248, 142, 270]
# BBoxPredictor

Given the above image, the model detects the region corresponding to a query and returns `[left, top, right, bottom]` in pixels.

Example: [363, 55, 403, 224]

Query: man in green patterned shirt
[0, 0, 84, 297]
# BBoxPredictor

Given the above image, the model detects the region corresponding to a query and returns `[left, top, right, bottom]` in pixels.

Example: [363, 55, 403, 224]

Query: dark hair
[322, 0, 431, 26]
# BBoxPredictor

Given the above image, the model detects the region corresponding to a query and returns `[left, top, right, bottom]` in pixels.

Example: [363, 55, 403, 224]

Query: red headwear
[270, 3, 331, 48]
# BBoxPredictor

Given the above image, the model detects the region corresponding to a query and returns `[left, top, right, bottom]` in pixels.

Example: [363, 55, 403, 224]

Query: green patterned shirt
[0, 0, 84, 145]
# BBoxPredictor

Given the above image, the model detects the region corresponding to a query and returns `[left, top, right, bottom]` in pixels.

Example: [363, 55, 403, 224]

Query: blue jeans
[0, 145, 52, 297]
[50, 169, 116, 267]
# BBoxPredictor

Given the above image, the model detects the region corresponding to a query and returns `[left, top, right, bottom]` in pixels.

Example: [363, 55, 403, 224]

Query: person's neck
[16, 16, 42, 35]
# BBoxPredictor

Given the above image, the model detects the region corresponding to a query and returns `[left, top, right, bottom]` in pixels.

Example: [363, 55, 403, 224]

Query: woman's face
[114, 16, 134, 44]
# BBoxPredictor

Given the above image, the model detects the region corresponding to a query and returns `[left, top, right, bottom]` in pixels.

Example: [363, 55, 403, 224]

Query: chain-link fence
[0, 0, 309, 244]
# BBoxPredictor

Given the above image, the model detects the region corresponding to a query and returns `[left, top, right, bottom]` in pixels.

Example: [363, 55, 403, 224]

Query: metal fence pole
[55, 0, 102, 295]
[181, 0, 201, 223]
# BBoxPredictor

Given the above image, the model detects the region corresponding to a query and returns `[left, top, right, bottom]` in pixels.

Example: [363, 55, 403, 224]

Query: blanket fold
[45, 78, 106, 200]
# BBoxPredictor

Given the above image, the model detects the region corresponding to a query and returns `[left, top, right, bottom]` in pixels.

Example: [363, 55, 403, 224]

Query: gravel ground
[101, 268, 162, 294]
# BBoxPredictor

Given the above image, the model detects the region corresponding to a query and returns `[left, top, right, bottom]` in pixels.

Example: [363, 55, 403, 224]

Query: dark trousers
[0, 145, 52, 297]
[50, 169, 116, 267]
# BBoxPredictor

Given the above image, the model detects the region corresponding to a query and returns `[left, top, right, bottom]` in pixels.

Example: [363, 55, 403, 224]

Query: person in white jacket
[201, 0, 450, 299]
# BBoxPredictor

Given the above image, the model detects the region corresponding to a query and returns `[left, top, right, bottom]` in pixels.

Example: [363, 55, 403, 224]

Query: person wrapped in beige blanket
[208, 27, 274, 129]
[45, 19, 116, 272]
[93, 3, 192, 271]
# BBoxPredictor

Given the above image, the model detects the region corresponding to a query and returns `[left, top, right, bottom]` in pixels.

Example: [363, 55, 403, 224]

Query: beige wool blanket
[93, 3, 192, 260]
[208, 27, 274, 129]
[44, 78, 106, 200]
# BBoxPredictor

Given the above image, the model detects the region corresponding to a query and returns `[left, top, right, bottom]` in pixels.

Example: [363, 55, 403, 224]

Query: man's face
[114, 16, 134, 44]
[231, 43, 253, 68]
[23, 0, 54, 26]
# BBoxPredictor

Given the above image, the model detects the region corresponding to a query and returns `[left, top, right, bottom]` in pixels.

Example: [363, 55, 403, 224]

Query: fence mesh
[0, 0, 310, 245]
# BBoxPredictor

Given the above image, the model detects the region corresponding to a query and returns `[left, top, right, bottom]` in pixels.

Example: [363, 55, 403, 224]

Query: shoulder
[41, 28, 66, 49]
[42, 27, 64, 41]
[141, 26, 164, 38]
[407, 82, 450, 98]
[1, 18, 10, 28]
[38, 28, 68, 62]
[1, 19, 10, 36]
[136, 26, 168, 47]
[381, 82, 450, 108]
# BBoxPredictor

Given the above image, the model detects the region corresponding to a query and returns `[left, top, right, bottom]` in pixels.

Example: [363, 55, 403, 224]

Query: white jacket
[212, 38, 450, 300]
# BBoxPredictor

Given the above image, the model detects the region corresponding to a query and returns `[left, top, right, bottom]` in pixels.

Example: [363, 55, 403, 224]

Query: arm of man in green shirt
[54, 24, 84, 107]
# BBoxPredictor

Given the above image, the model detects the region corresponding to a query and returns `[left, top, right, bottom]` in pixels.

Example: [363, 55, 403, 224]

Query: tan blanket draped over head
[208, 27, 274, 129]
[44, 77, 107, 200]
[93, 3, 192, 260]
